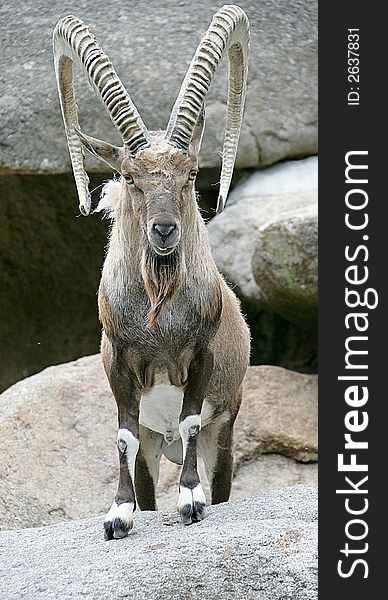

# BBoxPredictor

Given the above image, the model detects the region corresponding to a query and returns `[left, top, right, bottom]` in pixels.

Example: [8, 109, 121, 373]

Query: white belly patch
[140, 384, 183, 442]
[139, 371, 214, 443]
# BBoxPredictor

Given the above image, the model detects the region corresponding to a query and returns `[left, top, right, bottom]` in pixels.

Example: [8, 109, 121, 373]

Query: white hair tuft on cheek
[94, 179, 122, 219]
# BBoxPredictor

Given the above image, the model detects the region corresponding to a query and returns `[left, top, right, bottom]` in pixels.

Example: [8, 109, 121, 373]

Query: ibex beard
[53, 5, 251, 539]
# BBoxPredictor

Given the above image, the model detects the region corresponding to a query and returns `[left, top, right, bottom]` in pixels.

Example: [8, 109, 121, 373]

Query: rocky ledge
[0, 485, 317, 600]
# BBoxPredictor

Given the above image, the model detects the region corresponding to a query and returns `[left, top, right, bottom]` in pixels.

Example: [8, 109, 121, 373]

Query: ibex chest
[100, 281, 220, 357]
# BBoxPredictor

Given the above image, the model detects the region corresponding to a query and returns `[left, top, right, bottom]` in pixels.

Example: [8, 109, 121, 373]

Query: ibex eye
[188, 170, 198, 181]
[123, 173, 135, 185]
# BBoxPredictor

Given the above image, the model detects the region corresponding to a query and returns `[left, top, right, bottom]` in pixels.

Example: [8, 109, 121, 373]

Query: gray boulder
[0, 355, 317, 530]
[0, 485, 318, 600]
[235, 364, 317, 464]
[207, 156, 317, 370]
[252, 207, 317, 327]
[0, 0, 317, 173]
[230, 455, 317, 501]
[208, 156, 317, 306]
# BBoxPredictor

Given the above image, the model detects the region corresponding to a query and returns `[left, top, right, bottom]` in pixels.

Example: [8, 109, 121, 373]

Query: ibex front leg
[103, 342, 140, 540]
[177, 348, 213, 524]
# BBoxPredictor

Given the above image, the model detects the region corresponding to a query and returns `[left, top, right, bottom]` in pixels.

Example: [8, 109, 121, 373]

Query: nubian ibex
[53, 5, 250, 540]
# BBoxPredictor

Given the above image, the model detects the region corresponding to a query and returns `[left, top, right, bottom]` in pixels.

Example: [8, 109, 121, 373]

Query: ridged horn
[53, 15, 149, 215]
[165, 5, 249, 214]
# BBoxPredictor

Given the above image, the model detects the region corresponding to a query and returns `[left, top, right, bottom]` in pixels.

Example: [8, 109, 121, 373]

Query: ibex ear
[190, 106, 205, 154]
[74, 127, 123, 172]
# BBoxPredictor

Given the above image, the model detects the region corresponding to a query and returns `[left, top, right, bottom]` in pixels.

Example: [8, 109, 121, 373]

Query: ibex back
[53, 5, 250, 540]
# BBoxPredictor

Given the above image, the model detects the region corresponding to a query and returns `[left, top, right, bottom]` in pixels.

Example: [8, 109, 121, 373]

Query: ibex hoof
[188, 424, 199, 437]
[117, 438, 127, 453]
[103, 501, 134, 540]
[177, 484, 206, 525]
[165, 429, 174, 443]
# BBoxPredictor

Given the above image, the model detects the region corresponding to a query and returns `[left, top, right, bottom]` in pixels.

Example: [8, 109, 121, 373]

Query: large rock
[252, 207, 317, 327]
[235, 365, 317, 463]
[0, 355, 317, 530]
[0, 0, 317, 173]
[208, 157, 317, 370]
[208, 156, 317, 305]
[0, 355, 117, 531]
[231, 455, 317, 501]
[0, 485, 318, 600]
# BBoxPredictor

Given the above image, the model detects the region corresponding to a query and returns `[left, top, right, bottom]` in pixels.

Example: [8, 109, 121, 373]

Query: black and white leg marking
[177, 415, 206, 524]
[199, 414, 234, 505]
[104, 428, 139, 540]
[135, 426, 164, 511]
[102, 341, 141, 540]
[176, 348, 214, 524]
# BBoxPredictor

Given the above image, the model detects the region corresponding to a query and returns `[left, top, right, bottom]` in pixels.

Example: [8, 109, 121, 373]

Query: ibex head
[53, 5, 250, 237]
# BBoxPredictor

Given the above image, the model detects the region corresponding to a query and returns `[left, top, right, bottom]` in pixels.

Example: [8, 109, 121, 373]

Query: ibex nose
[153, 223, 176, 241]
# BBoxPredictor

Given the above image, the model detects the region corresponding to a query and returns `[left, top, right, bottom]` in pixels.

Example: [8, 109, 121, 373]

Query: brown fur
[134, 137, 196, 175]
[141, 245, 184, 326]
[98, 288, 120, 335]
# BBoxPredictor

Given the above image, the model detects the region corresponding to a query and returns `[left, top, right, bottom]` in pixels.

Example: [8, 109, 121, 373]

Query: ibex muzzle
[53, 5, 251, 540]
[146, 190, 181, 255]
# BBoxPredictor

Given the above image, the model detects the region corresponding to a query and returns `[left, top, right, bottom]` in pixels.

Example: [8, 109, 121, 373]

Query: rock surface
[208, 157, 318, 370]
[0, 0, 317, 173]
[0, 485, 318, 600]
[208, 156, 318, 306]
[252, 207, 318, 327]
[230, 455, 317, 501]
[158, 454, 317, 510]
[227, 156, 319, 207]
[0, 355, 317, 530]
[235, 365, 317, 463]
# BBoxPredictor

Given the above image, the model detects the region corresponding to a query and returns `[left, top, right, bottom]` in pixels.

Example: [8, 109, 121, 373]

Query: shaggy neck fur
[98, 179, 220, 326]
[141, 245, 184, 326]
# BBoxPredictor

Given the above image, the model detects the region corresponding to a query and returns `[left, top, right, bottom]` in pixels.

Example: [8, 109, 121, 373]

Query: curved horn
[165, 5, 249, 214]
[53, 15, 149, 215]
